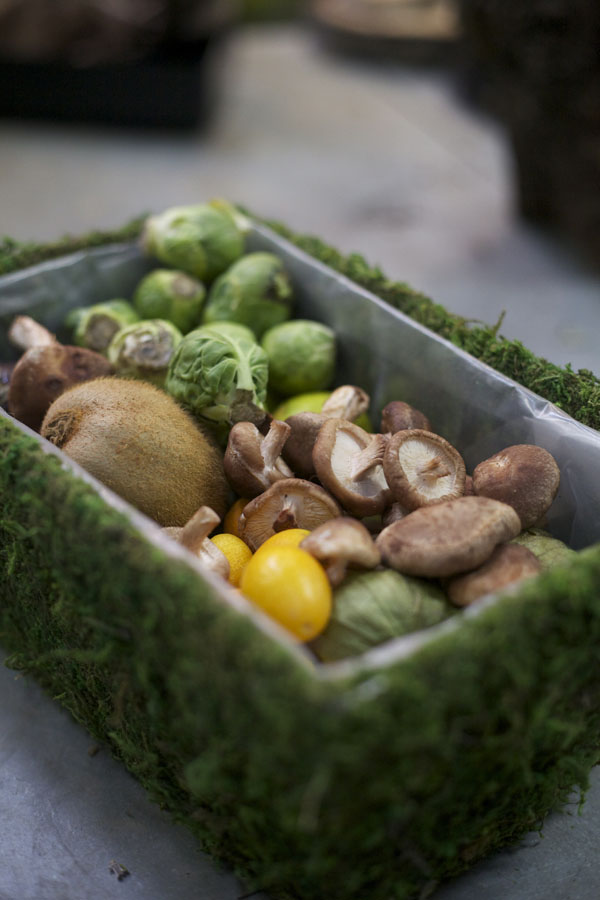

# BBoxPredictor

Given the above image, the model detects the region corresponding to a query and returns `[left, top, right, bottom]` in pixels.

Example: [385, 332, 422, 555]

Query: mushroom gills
[396, 437, 457, 501]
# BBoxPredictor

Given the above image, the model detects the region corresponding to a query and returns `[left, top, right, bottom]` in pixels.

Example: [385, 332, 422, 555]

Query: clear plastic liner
[1, 222, 600, 676]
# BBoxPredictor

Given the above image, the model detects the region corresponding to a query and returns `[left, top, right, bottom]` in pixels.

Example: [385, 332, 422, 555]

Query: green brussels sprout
[69, 299, 139, 353]
[141, 203, 245, 282]
[202, 252, 293, 338]
[310, 569, 451, 663]
[107, 319, 183, 387]
[133, 269, 206, 334]
[512, 528, 576, 571]
[165, 326, 269, 440]
[261, 319, 336, 397]
[199, 321, 256, 344]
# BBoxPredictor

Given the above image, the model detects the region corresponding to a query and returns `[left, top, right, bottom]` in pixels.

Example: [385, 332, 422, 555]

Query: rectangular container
[2, 219, 600, 900]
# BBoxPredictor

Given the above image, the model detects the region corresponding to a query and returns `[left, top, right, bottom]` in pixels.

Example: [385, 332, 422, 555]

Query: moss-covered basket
[2, 216, 600, 900]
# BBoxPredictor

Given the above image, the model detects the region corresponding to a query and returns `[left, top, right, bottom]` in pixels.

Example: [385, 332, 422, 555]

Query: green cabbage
[165, 326, 269, 440]
[141, 203, 245, 282]
[202, 251, 293, 338]
[68, 299, 139, 353]
[107, 319, 183, 387]
[132, 269, 206, 334]
[311, 569, 451, 663]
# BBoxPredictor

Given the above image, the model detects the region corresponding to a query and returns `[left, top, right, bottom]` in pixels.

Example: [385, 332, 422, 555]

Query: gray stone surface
[1, 21, 600, 900]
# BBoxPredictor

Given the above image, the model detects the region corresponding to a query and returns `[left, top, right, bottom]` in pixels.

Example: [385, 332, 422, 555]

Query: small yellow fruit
[254, 528, 311, 555]
[210, 533, 252, 586]
[240, 545, 332, 641]
[223, 497, 249, 538]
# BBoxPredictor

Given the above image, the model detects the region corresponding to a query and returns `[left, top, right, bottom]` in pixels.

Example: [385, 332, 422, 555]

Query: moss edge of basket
[1, 213, 600, 899]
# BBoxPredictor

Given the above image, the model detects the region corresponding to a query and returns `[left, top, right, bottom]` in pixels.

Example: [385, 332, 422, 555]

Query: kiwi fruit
[40, 377, 229, 527]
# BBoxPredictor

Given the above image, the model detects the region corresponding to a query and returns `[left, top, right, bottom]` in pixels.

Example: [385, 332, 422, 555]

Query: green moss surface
[2, 216, 600, 899]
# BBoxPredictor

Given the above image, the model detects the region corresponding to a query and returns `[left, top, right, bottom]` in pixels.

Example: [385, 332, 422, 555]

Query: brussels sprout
[133, 269, 206, 334]
[310, 569, 451, 662]
[107, 319, 183, 387]
[202, 252, 293, 339]
[165, 326, 269, 440]
[261, 319, 336, 397]
[512, 527, 576, 571]
[69, 299, 139, 353]
[141, 203, 245, 282]
[200, 321, 256, 344]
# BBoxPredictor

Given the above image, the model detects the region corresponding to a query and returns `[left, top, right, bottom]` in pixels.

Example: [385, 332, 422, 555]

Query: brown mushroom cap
[472, 444, 560, 529]
[224, 419, 293, 498]
[282, 386, 371, 480]
[7, 343, 113, 431]
[300, 517, 381, 586]
[376, 495, 522, 577]
[238, 478, 342, 552]
[383, 428, 466, 511]
[380, 400, 432, 434]
[313, 419, 391, 517]
[445, 542, 542, 607]
[282, 411, 327, 479]
[381, 501, 409, 528]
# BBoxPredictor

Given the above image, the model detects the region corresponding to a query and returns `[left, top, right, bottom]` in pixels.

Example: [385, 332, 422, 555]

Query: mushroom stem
[273, 504, 298, 532]
[350, 434, 388, 481]
[178, 506, 220, 554]
[324, 559, 348, 587]
[8, 315, 57, 351]
[261, 419, 292, 468]
[321, 385, 370, 421]
[417, 455, 451, 479]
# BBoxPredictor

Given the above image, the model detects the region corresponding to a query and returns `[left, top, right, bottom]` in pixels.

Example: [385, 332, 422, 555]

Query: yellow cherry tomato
[223, 497, 249, 538]
[240, 545, 332, 642]
[254, 528, 311, 556]
[210, 533, 253, 587]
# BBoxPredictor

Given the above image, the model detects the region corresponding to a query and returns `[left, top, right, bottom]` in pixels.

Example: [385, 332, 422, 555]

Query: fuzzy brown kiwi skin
[40, 377, 229, 527]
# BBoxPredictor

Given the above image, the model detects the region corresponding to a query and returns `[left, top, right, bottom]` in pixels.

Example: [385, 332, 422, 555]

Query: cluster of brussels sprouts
[64, 201, 336, 442]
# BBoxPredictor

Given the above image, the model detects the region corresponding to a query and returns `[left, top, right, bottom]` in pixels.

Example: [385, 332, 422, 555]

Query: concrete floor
[2, 22, 600, 900]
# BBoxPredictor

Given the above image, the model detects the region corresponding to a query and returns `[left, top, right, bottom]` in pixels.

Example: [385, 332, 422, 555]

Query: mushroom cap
[313, 418, 391, 517]
[238, 478, 342, 552]
[300, 517, 381, 585]
[380, 400, 432, 434]
[224, 419, 293, 498]
[7, 343, 113, 431]
[445, 542, 542, 607]
[282, 411, 327, 479]
[376, 495, 522, 578]
[383, 428, 466, 511]
[321, 384, 370, 420]
[472, 444, 560, 529]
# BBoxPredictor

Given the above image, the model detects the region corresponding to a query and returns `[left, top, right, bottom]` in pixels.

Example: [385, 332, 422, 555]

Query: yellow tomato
[210, 533, 252, 587]
[239, 545, 332, 642]
[223, 497, 248, 538]
[254, 528, 311, 555]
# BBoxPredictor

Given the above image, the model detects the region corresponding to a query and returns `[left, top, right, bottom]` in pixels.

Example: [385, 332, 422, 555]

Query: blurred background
[2, 4, 600, 900]
[1, 0, 599, 374]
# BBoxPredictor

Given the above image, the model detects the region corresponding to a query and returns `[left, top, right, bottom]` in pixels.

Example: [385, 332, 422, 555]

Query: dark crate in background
[457, 0, 600, 268]
[0, 37, 226, 130]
